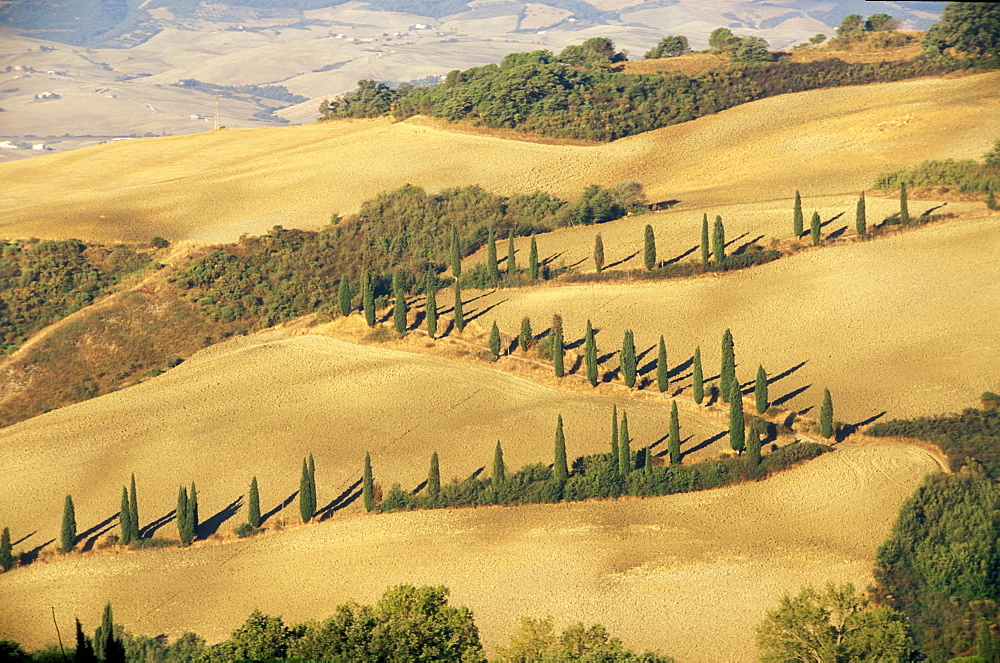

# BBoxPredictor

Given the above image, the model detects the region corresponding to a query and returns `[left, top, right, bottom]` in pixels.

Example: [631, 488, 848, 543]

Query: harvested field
[0, 443, 941, 660]
[0, 73, 996, 243]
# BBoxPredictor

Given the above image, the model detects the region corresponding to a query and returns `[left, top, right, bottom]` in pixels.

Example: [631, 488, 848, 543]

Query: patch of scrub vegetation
[0, 239, 152, 354]
[875, 139, 1000, 202]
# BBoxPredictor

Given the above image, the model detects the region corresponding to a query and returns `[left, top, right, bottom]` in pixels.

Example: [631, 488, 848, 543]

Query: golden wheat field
[0, 72, 997, 243]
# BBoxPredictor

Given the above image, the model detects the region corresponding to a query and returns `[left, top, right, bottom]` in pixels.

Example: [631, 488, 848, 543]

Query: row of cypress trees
[176, 482, 198, 546]
[72, 602, 126, 663]
[793, 186, 912, 242]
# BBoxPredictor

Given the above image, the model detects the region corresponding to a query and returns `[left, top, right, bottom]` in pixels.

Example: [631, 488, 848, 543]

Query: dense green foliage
[875, 466, 1000, 659]
[620, 330, 637, 388]
[489, 321, 501, 361]
[875, 151, 1000, 196]
[60, 494, 76, 553]
[593, 233, 604, 273]
[428, 452, 441, 499]
[728, 383, 745, 453]
[618, 412, 631, 476]
[175, 78, 307, 104]
[699, 214, 709, 266]
[177, 486, 191, 546]
[720, 329, 735, 404]
[810, 210, 821, 245]
[554, 415, 569, 483]
[497, 616, 674, 661]
[869, 399, 1000, 478]
[712, 216, 725, 266]
[755, 365, 768, 415]
[923, 2, 1000, 58]
[248, 476, 261, 529]
[692, 346, 704, 405]
[0, 239, 151, 354]
[300, 458, 315, 523]
[644, 35, 690, 60]
[643, 224, 656, 271]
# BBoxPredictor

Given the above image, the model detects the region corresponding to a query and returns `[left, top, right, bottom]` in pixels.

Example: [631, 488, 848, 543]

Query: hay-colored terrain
[0, 72, 996, 243]
[466, 213, 1000, 425]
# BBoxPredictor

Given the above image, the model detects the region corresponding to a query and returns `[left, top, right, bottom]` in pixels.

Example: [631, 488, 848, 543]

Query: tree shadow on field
[198, 496, 244, 538]
[318, 479, 363, 520]
[838, 411, 887, 441]
[772, 383, 811, 407]
[568, 354, 583, 375]
[140, 509, 177, 539]
[826, 226, 848, 241]
[77, 513, 119, 545]
[635, 345, 655, 370]
[669, 356, 693, 378]
[682, 430, 728, 460]
[732, 235, 765, 256]
[18, 539, 55, 566]
[411, 480, 427, 495]
[769, 360, 808, 385]
[13, 531, 36, 547]
[724, 232, 749, 249]
[466, 300, 508, 323]
[469, 467, 485, 480]
[664, 245, 698, 266]
[542, 251, 565, 266]
[655, 436, 693, 458]
[605, 251, 640, 270]
[81, 513, 121, 552]
[566, 257, 587, 269]
[261, 490, 299, 525]
[920, 203, 947, 219]
[821, 212, 844, 229]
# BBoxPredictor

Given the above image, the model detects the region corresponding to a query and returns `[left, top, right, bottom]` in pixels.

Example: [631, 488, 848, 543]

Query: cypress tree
[519, 316, 532, 351]
[856, 192, 867, 237]
[489, 321, 501, 361]
[643, 224, 656, 271]
[810, 210, 821, 245]
[668, 401, 681, 465]
[60, 494, 76, 553]
[425, 270, 437, 339]
[362, 270, 375, 327]
[610, 405, 619, 461]
[300, 459, 314, 523]
[747, 418, 764, 466]
[644, 446, 653, 473]
[308, 453, 317, 516]
[392, 272, 407, 336]
[820, 389, 835, 439]
[720, 328, 735, 404]
[692, 345, 704, 405]
[129, 474, 139, 542]
[712, 216, 725, 266]
[451, 226, 462, 279]
[507, 228, 517, 275]
[900, 181, 910, 225]
[177, 486, 190, 546]
[754, 365, 769, 415]
[656, 335, 668, 393]
[729, 382, 745, 454]
[554, 415, 568, 482]
[362, 452, 375, 512]
[428, 452, 441, 498]
[584, 320, 598, 387]
[618, 412, 631, 476]
[492, 441, 505, 492]
[119, 487, 133, 546]
[594, 233, 604, 273]
[988, 191, 999, 211]
[529, 235, 539, 280]
[551, 315, 564, 377]
[248, 477, 261, 528]
[338, 274, 351, 317]
[454, 282, 465, 333]
[0, 527, 13, 572]
[793, 190, 803, 237]
[75, 619, 97, 663]
[94, 602, 113, 661]
[977, 620, 996, 663]
[700, 213, 709, 266]
[189, 482, 199, 541]
[486, 228, 500, 283]
[621, 329, 637, 388]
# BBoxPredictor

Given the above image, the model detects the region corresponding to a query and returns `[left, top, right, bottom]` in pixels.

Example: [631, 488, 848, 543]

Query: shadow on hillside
[140, 509, 177, 539]
[18, 539, 54, 566]
[198, 496, 243, 538]
[723, 232, 749, 249]
[605, 251, 639, 270]
[542, 251, 565, 266]
[466, 300, 508, 323]
[683, 430, 728, 459]
[654, 436, 694, 458]
[318, 479, 362, 520]
[13, 531, 36, 547]
[732, 235, 765, 256]
[838, 411, 887, 441]
[663, 245, 699, 266]
[261, 490, 299, 525]
[772, 383, 811, 408]
[821, 212, 844, 229]
[826, 226, 848, 240]
[81, 513, 120, 552]
[636, 345, 657, 376]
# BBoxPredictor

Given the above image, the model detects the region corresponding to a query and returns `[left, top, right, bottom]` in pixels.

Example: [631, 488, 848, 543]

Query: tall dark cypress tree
[0, 527, 13, 572]
[856, 192, 867, 237]
[392, 272, 407, 336]
[529, 235, 539, 280]
[554, 415, 568, 482]
[177, 486, 190, 546]
[451, 226, 462, 279]
[60, 495, 76, 553]
[507, 228, 517, 275]
[248, 477, 261, 528]
[712, 216, 725, 266]
[551, 314, 564, 377]
[700, 213, 709, 266]
[820, 389, 835, 439]
[810, 211, 821, 245]
[594, 233, 604, 273]
[610, 405, 619, 461]
[519, 317, 532, 351]
[656, 335, 668, 393]
[621, 329, 637, 388]
[338, 274, 352, 317]
[428, 452, 441, 499]
[492, 441, 505, 492]
[94, 602, 112, 661]
[362, 452, 375, 512]
[425, 269, 438, 339]
[129, 474, 139, 541]
[692, 346, 704, 405]
[618, 412, 631, 476]
[900, 182, 910, 225]
[75, 619, 97, 663]
[189, 482, 199, 541]
[668, 401, 681, 466]
[720, 329, 735, 404]
[754, 365, 769, 415]
[747, 418, 764, 466]
[486, 228, 500, 283]
[793, 190, 804, 238]
[300, 459, 314, 523]
[643, 224, 656, 271]
[453, 282, 465, 333]
[119, 487, 133, 545]
[489, 321, 501, 361]
[584, 320, 598, 387]
[729, 382, 745, 453]
[362, 271, 375, 328]
[308, 453, 317, 516]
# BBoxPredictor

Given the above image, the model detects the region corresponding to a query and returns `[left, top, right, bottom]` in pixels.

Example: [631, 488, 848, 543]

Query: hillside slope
[0, 72, 996, 244]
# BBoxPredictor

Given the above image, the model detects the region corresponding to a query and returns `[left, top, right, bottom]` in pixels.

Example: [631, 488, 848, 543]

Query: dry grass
[619, 53, 728, 76]
[0, 73, 997, 243]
